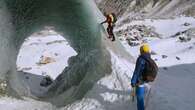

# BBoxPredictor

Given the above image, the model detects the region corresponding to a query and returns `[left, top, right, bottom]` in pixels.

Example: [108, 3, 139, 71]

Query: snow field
[17, 29, 77, 80]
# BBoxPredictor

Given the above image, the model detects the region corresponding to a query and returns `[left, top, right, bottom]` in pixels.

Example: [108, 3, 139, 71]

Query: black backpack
[142, 57, 158, 82]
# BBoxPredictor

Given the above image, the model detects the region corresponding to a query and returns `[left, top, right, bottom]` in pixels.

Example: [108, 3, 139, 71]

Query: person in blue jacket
[131, 44, 151, 110]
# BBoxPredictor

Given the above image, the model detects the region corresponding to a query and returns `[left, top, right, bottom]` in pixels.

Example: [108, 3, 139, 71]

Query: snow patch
[17, 30, 77, 80]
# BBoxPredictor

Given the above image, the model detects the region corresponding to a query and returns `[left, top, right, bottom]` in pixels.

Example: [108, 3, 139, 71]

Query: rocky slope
[96, 0, 195, 19]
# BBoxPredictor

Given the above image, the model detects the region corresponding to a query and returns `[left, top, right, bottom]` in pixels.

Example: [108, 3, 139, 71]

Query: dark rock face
[96, 0, 133, 17]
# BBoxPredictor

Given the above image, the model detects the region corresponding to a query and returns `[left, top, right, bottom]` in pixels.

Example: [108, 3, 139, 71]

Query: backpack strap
[139, 55, 151, 82]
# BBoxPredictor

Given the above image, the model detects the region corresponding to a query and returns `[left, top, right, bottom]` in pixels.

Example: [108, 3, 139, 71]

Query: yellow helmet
[140, 44, 150, 54]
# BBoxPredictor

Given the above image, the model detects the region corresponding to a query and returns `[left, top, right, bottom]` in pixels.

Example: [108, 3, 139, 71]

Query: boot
[111, 36, 115, 41]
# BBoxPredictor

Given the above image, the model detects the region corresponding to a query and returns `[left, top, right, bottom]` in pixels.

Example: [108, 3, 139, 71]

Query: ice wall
[0, 0, 112, 106]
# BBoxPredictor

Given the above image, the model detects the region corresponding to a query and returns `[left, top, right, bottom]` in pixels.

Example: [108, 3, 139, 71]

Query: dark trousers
[107, 25, 115, 41]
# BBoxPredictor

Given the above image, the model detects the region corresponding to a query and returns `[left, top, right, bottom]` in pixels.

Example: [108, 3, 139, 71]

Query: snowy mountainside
[116, 16, 195, 67]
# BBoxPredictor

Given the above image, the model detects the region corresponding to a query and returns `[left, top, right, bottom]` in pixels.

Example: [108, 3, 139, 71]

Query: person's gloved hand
[100, 21, 105, 24]
[131, 83, 136, 87]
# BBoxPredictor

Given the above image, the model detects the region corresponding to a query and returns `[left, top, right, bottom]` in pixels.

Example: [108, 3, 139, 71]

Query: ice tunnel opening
[0, 0, 113, 106]
[16, 26, 77, 96]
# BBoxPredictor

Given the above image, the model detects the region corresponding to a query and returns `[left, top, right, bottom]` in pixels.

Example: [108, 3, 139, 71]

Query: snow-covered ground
[117, 16, 195, 67]
[17, 29, 77, 80]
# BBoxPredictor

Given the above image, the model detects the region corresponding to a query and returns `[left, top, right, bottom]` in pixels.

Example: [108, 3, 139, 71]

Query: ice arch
[0, 0, 111, 106]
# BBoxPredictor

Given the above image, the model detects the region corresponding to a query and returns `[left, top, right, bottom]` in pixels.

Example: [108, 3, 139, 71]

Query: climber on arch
[101, 12, 117, 41]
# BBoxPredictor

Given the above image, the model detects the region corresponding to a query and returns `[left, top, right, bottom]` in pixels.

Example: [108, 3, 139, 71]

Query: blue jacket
[131, 53, 151, 86]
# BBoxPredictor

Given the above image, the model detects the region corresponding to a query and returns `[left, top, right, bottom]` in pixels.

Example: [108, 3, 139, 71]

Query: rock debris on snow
[176, 56, 181, 60]
[163, 67, 168, 70]
[40, 76, 53, 87]
[37, 56, 56, 65]
[188, 46, 193, 50]
[162, 55, 168, 59]
[18, 67, 32, 71]
[183, 22, 191, 26]
[46, 40, 66, 45]
[116, 24, 159, 47]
